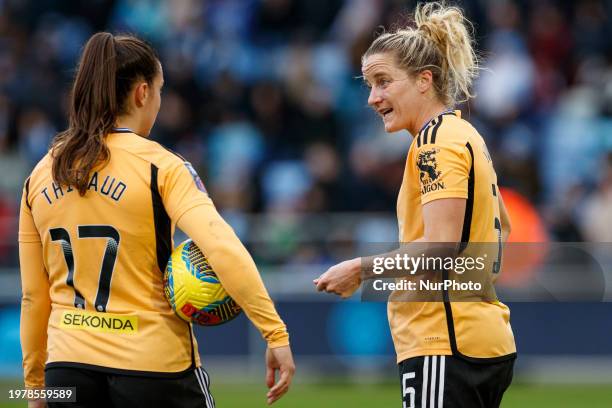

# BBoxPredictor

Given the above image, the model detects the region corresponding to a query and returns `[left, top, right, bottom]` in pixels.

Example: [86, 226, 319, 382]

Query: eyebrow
[370, 72, 389, 79]
[362, 71, 389, 84]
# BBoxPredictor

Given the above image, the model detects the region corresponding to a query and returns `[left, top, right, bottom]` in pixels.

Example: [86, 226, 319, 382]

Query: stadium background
[1, 0, 612, 406]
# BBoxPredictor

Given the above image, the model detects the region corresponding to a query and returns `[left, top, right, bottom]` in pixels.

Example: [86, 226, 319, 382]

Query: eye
[378, 78, 391, 88]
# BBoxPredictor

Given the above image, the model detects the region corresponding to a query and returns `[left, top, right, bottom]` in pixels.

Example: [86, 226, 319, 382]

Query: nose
[368, 86, 382, 107]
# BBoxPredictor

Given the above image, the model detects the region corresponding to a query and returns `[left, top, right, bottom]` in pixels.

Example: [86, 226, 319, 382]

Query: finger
[267, 386, 287, 405]
[268, 376, 287, 397]
[267, 385, 288, 405]
[279, 366, 294, 387]
[267, 385, 287, 403]
[315, 279, 328, 291]
[268, 368, 291, 396]
[320, 285, 338, 296]
[267, 380, 289, 405]
[266, 365, 275, 388]
[339, 287, 353, 298]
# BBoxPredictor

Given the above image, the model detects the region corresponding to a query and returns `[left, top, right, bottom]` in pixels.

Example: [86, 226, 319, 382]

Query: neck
[115, 115, 144, 136]
[411, 101, 449, 136]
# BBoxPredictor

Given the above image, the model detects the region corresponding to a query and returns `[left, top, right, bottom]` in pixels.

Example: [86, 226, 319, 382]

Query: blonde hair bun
[364, 2, 479, 105]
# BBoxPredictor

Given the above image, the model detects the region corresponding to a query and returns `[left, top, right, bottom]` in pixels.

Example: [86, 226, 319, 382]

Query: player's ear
[133, 81, 149, 108]
[416, 70, 433, 94]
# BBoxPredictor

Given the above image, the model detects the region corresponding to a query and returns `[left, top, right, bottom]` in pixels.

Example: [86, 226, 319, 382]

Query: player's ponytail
[51, 32, 158, 195]
[363, 1, 478, 106]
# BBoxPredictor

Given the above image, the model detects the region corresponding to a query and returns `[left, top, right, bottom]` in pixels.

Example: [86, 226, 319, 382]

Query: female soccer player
[315, 3, 516, 407]
[19, 32, 294, 408]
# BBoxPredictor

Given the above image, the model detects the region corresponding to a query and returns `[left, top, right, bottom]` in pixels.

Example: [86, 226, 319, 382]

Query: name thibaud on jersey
[41, 172, 127, 205]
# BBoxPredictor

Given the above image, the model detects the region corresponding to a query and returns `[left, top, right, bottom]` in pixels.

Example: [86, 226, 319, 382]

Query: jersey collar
[111, 127, 134, 134]
[418, 109, 456, 135]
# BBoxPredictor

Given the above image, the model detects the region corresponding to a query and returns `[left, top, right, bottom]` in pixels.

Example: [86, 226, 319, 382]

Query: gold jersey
[19, 130, 288, 387]
[390, 111, 516, 363]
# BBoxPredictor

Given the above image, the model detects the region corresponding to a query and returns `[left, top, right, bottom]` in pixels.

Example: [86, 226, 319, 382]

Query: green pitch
[1, 382, 611, 407]
[210, 382, 612, 408]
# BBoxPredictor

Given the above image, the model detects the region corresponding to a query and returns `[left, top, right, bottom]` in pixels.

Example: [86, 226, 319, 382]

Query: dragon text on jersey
[417, 148, 445, 194]
[41, 172, 127, 204]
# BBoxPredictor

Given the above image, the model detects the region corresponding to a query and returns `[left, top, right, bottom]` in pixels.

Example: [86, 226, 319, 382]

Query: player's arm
[177, 207, 289, 347]
[316, 141, 469, 297]
[161, 160, 290, 347]
[498, 194, 511, 244]
[375, 198, 466, 265]
[422, 198, 465, 242]
[162, 160, 294, 404]
[18, 181, 51, 390]
[177, 207, 294, 404]
[315, 200, 464, 297]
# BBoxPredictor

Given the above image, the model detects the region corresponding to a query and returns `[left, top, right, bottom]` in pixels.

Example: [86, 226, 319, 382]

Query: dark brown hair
[51, 32, 159, 194]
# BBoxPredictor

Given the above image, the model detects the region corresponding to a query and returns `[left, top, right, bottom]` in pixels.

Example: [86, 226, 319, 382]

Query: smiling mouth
[379, 108, 393, 118]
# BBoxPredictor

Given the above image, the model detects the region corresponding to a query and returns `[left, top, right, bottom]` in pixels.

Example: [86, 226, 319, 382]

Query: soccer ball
[164, 239, 242, 326]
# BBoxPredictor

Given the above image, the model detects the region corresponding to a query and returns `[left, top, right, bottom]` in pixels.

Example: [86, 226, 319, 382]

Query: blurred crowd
[1, 0, 612, 255]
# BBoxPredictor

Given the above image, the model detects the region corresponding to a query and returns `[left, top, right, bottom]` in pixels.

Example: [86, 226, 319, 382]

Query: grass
[208, 382, 612, 408]
[1, 381, 611, 407]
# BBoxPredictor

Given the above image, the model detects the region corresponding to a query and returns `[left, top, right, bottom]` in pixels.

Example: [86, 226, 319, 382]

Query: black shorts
[398, 355, 514, 408]
[45, 366, 215, 408]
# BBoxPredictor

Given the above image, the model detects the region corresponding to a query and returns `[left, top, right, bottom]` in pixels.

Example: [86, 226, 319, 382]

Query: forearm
[21, 298, 51, 388]
[177, 206, 289, 347]
[19, 243, 51, 388]
[362, 237, 457, 278]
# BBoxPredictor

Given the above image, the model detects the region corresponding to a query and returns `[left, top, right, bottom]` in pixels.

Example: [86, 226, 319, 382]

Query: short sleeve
[415, 142, 470, 205]
[160, 161, 214, 222]
[18, 178, 41, 243]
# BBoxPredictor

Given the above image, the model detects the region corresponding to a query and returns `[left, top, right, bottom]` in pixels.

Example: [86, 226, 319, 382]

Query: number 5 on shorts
[402, 371, 416, 408]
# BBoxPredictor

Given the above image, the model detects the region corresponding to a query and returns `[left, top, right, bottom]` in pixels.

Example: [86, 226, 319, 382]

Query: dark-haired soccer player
[19, 32, 294, 408]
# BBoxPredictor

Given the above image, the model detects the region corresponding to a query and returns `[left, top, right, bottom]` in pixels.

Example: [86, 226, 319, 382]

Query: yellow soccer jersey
[390, 111, 516, 363]
[19, 130, 288, 387]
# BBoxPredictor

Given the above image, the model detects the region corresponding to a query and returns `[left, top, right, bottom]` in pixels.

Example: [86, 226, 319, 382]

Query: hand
[265, 345, 295, 405]
[28, 400, 46, 408]
[314, 258, 362, 298]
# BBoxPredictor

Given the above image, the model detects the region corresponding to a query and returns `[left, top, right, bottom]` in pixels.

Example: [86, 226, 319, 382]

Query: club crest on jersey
[417, 148, 445, 194]
[184, 162, 207, 194]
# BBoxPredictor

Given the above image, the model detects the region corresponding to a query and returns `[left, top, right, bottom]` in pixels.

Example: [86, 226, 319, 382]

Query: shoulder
[148, 141, 187, 170]
[107, 132, 187, 170]
[415, 113, 476, 150]
[27, 152, 53, 184]
[414, 113, 487, 164]
[410, 113, 483, 171]
[438, 113, 477, 142]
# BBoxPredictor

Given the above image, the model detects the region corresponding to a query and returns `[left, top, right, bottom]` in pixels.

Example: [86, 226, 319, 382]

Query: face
[139, 62, 164, 136]
[130, 64, 164, 136]
[362, 53, 423, 133]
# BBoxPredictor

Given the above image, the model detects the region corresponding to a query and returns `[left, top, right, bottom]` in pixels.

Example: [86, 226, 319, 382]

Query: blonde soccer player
[316, 3, 515, 407]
